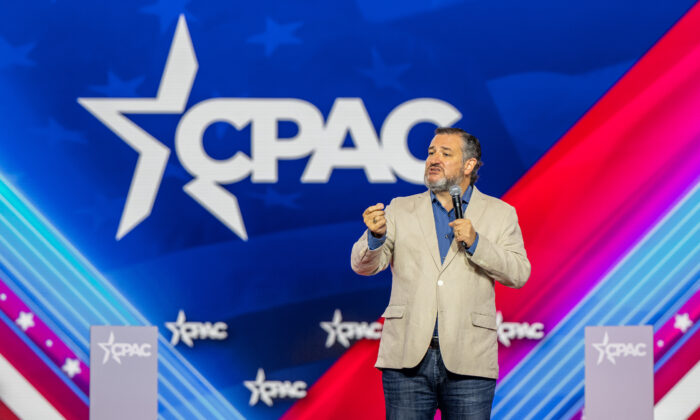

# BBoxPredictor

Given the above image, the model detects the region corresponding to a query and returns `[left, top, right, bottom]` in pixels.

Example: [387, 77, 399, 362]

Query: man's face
[424, 134, 467, 192]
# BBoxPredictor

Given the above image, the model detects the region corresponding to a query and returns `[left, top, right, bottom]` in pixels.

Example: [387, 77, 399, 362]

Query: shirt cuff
[367, 231, 386, 250]
[466, 233, 479, 255]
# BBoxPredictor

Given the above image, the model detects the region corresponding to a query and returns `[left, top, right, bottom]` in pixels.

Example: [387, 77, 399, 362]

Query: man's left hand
[449, 219, 476, 247]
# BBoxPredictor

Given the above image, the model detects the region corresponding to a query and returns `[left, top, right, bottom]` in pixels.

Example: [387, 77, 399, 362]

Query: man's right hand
[363, 203, 386, 238]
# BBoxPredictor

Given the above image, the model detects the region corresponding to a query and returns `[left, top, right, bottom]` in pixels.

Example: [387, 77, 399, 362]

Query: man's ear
[463, 158, 476, 176]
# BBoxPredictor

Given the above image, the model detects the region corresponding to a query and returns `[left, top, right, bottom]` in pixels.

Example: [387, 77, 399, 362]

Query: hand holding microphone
[447, 185, 476, 248]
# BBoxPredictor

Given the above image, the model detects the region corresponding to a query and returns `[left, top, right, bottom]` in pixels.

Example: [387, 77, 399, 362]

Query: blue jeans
[381, 347, 496, 420]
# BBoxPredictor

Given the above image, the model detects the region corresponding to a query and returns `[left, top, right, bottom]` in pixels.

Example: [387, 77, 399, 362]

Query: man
[351, 127, 530, 419]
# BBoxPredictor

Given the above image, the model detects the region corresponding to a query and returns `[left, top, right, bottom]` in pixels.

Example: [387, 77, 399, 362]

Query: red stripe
[0, 399, 21, 420]
[282, 338, 384, 420]
[0, 318, 88, 420]
[283, 3, 700, 418]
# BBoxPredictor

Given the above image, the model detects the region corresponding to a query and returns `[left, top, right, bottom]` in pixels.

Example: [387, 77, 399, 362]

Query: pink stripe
[0, 278, 89, 394]
[0, 310, 88, 419]
[653, 287, 700, 361]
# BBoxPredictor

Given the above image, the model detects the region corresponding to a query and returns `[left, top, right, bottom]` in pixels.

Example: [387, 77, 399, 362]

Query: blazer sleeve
[350, 199, 396, 276]
[469, 204, 531, 289]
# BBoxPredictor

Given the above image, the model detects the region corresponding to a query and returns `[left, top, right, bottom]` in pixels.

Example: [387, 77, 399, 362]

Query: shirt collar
[430, 184, 473, 204]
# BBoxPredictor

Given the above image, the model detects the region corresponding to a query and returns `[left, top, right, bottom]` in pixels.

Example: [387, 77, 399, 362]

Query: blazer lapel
[442, 186, 488, 270]
[414, 191, 441, 270]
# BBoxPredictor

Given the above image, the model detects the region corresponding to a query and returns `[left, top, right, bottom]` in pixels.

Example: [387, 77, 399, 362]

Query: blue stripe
[0, 174, 244, 419]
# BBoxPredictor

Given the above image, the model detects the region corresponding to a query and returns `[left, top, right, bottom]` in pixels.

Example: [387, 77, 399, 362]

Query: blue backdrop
[0, 1, 695, 418]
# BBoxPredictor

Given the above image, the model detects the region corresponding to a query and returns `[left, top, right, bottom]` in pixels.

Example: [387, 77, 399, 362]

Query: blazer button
[437, 280, 444, 286]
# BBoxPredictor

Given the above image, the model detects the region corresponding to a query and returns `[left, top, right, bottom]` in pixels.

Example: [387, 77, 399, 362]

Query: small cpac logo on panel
[592, 331, 647, 365]
[98, 331, 153, 365]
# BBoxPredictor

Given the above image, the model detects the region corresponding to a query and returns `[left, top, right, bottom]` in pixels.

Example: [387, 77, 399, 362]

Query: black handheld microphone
[449, 185, 468, 249]
[449, 185, 464, 219]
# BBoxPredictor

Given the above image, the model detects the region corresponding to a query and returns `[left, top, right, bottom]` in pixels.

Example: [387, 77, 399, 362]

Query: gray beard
[424, 173, 463, 193]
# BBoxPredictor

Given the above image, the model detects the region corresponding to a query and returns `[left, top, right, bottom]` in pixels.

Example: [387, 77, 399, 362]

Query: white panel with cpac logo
[584, 326, 653, 420]
[90, 326, 158, 420]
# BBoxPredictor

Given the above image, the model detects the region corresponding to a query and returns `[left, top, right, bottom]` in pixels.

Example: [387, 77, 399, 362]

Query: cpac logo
[244, 368, 307, 407]
[78, 16, 461, 241]
[165, 310, 228, 348]
[592, 332, 647, 365]
[320, 309, 382, 348]
[98, 332, 152, 365]
[496, 311, 545, 347]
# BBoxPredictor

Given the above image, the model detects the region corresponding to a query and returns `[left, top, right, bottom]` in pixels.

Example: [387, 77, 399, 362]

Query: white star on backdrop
[62, 358, 81, 378]
[78, 15, 201, 241]
[0, 293, 6, 301]
[16, 311, 35, 331]
[673, 313, 693, 333]
[320, 309, 349, 348]
[165, 310, 193, 347]
[244, 368, 273, 407]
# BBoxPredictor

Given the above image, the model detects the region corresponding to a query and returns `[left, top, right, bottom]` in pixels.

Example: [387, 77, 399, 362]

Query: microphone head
[449, 185, 462, 197]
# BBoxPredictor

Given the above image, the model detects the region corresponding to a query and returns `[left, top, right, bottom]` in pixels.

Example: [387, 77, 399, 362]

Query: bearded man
[351, 127, 531, 419]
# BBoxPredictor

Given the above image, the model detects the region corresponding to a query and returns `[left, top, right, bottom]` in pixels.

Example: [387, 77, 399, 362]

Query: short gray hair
[434, 127, 483, 185]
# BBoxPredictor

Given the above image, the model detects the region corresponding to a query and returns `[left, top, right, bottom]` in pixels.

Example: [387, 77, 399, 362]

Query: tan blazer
[350, 187, 530, 379]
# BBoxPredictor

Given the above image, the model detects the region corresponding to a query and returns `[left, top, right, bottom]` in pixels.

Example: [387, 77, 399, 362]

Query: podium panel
[90, 326, 158, 420]
[584, 326, 653, 420]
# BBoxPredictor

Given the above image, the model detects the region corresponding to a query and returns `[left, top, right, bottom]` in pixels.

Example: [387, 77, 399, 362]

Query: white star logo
[592, 332, 613, 365]
[79, 16, 246, 240]
[165, 309, 191, 347]
[62, 358, 81, 378]
[244, 368, 273, 407]
[98, 332, 120, 364]
[673, 313, 693, 333]
[320, 309, 349, 348]
[15, 311, 35, 331]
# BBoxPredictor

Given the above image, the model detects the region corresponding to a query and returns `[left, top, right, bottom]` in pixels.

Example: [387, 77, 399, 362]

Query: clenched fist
[363, 203, 386, 238]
